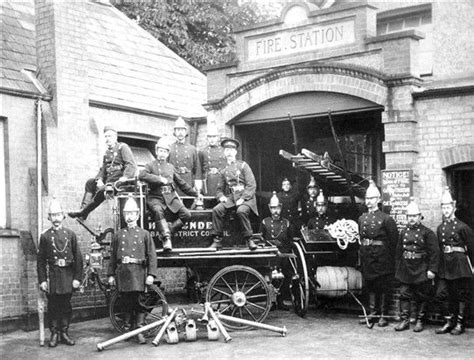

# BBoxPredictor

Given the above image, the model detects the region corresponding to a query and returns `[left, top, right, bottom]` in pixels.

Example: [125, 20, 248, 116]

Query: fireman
[358, 180, 398, 327]
[394, 197, 439, 332]
[37, 198, 83, 347]
[107, 198, 157, 344]
[434, 187, 474, 335]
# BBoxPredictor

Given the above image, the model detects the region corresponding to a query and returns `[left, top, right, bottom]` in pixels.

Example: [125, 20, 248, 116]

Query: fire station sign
[247, 19, 355, 60]
[381, 170, 413, 230]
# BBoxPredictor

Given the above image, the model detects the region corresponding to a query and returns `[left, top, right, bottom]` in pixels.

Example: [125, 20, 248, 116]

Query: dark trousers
[47, 293, 72, 331]
[120, 291, 146, 315]
[146, 198, 191, 223]
[212, 203, 253, 239]
[399, 281, 433, 308]
[435, 278, 471, 315]
[85, 178, 106, 205]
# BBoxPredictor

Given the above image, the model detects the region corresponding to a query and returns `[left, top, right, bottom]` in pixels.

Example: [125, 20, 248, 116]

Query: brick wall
[413, 94, 474, 230]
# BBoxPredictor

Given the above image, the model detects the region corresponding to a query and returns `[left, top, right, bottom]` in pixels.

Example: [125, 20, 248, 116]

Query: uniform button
[123, 235, 125, 237]
[132, 249, 135, 251]
[53, 249, 56, 252]
[52, 237, 54, 240]
[122, 248, 125, 251]
[134, 241, 137, 244]
[54, 256, 57, 259]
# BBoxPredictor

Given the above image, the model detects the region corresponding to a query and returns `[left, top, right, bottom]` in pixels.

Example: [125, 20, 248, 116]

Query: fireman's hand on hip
[219, 196, 227, 203]
[72, 279, 80, 289]
[108, 276, 116, 286]
[40, 281, 48, 292]
[145, 275, 154, 286]
[427, 270, 435, 280]
[236, 198, 244, 206]
[96, 179, 105, 188]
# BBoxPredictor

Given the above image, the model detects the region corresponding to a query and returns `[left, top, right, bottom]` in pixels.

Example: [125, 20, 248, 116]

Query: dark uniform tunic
[259, 216, 293, 301]
[277, 189, 300, 226]
[259, 217, 293, 253]
[358, 209, 398, 282]
[435, 218, 474, 303]
[212, 160, 258, 238]
[300, 194, 317, 224]
[37, 227, 83, 329]
[308, 213, 333, 230]
[199, 144, 226, 196]
[169, 140, 202, 194]
[395, 223, 439, 302]
[140, 159, 198, 214]
[107, 226, 157, 292]
[85, 142, 137, 202]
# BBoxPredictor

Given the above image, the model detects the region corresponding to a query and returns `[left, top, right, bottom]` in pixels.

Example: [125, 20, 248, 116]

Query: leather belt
[50, 259, 73, 267]
[208, 168, 220, 175]
[443, 245, 465, 254]
[161, 184, 174, 194]
[402, 251, 424, 259]
[176, 167, 190, 174]
[118, 256, 146, 265]
[360, 239, 384, 246]
[231, 184, 244, 193]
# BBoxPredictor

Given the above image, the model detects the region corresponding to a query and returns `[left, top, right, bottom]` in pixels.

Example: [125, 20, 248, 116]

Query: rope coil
[325, 219, 359, 250]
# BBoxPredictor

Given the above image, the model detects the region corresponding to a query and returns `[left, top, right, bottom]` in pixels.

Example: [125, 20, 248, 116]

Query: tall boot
[450, 302, 466, 335]
[394, 300, 410, 331]
[135, 313, 147, 344]
[168, 219, 184, 234]
[157, 219, 172, 251]
[435, 314, 455, 334]
[81, 191, 94, 208]
[48, 320, 59, 348]
[68, 198, 101, 221]
[208, 235, 222, 250]
[377, 293, 389, 327]
[360, 292, 377, 324]
[413, 302, 426, 333]
[60, 315, 75, 345]
[246, 236, 258, 251]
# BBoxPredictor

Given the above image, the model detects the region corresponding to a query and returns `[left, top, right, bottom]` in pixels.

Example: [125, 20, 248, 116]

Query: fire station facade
[203, 1, 474, 233]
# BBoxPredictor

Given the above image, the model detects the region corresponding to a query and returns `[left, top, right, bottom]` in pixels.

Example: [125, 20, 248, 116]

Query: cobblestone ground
[1, 306, 473, 360]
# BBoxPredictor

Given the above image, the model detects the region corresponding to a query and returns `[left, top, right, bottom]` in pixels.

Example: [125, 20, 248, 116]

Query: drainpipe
[36, 99, 42, 244]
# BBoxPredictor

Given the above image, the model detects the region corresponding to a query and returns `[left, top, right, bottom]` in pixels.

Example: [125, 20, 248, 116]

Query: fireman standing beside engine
[107, 198, 157, 344]
[358, 180, 398, 327]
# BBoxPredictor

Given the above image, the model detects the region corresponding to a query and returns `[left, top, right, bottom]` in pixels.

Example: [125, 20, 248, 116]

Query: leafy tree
[115, 1, 276, 71]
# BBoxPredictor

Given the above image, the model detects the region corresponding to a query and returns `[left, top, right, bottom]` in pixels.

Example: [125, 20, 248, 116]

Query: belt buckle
[162, 186, 171, 194]
[363, 239, 371, 246]
[58, 259, 66, 267]
[444, 245, 453, 253]
[123, 256, 130, 264]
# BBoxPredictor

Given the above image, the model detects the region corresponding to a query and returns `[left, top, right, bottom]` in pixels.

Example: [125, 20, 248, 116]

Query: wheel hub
[231, 291, 247, 307]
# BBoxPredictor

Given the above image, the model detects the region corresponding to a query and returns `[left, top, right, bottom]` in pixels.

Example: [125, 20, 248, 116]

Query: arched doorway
[446, 162, 474, 229]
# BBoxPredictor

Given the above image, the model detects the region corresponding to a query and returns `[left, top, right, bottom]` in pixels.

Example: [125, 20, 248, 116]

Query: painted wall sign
[247, 19, 355, 60]
[381, 170, 413, 230]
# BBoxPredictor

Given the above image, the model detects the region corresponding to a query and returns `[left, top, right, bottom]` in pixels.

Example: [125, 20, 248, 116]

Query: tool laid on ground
[97, 317, 168, 351]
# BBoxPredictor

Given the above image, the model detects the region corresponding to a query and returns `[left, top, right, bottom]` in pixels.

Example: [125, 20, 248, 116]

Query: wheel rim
[109, 284, 168, 337]
[290, 242, 309, 317]
[205, 265, 271, 330]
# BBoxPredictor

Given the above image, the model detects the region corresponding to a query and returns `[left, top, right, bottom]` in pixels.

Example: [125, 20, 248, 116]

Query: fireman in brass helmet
[300, 176, 320, 225]
[168, 117, 203, 195]
[37, 198, 83, 347]
[307, 190, 333, 230]
[259, 191, 294, 310]
[139, 137, 200, 252]
[107, 198, 157, 344]
[434, 187, 474, 335]
[394, 197, 439, 332]
[358, 180, 398, 327]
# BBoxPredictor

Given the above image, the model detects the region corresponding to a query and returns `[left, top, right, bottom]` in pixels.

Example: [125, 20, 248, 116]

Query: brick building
[0, 0, 206, 330]
[204, 0, 473, 315]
